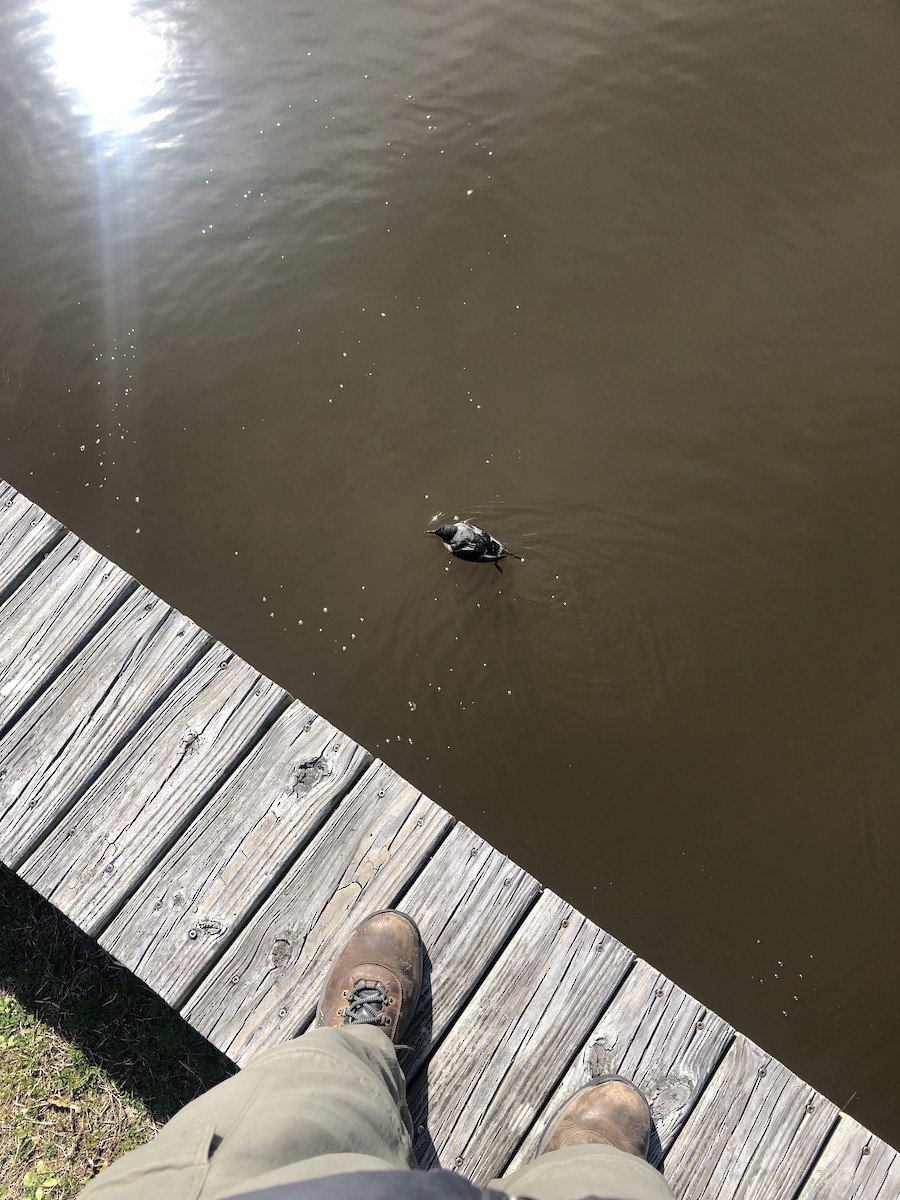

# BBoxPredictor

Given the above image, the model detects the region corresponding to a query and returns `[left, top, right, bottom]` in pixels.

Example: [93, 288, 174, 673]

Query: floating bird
[427, 521, 523, 573]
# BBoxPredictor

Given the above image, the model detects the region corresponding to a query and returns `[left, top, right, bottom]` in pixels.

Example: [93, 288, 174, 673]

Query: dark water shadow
[0, 864, 236, 1123]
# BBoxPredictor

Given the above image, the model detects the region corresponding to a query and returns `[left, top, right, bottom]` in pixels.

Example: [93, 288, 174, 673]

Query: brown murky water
[2, 0, 899, 1143]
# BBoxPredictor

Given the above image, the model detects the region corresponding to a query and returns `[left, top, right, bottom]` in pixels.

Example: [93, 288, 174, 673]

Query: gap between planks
[0, 485, 67, 607]
[20, 648, 291, 936]
[0, 533, 137, 738]
[661, 1034, 838, 1200]
[101, 700, 373, 1008]
[408, 892, 634, 1180]
[796, 1111, 899, 1200]
[0, 588, 213, 869]
[505, 957, 734, 1174]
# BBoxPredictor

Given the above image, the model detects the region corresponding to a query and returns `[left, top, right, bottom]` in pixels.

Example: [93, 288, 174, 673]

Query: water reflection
[42, 0, 168, 133]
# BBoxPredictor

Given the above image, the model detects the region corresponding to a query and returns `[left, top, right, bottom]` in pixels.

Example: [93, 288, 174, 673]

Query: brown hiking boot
[316, 910, 422, 1042]
[539, 1077, 652, 1158]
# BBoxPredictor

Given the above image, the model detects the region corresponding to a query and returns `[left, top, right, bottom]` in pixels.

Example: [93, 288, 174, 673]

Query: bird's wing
[451, 527, 486, 551]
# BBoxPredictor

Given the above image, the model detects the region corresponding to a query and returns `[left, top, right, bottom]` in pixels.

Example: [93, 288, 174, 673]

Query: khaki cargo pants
[80, 1027, 676, 1200]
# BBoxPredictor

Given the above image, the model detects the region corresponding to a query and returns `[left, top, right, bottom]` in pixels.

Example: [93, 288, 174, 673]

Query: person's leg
[79, 911, 423, 1200]
[492, 1144, 676, 1200]
[489, 1079, 677, 1200]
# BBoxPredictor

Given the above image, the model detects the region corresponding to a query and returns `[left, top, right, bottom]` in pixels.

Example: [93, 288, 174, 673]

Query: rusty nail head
[231, 974, 240, 985]
[304, 723, 312, 731]
[656, 988, 665, 997]
[255, 688, 261, 696]
[469, 847, 478, 857]
[806, 1103, 815, 1113]
[219, 660, 228, 669]
[4, 499, 12, 507]
[279, 1006, 287, 1017]
[503, 877, 511, 886]
[188, 928, 198, 940]
[333, 744, 339, 751]
[378, 789, 385, 797]
[416, 818, 424, 827]
[696, 1020, 705, 1030]
[560, 918, 569, 928]
[758, 1067, 767, 1078]
[862, 1146, 870, 1156]
[455, 1158, 463, 1168]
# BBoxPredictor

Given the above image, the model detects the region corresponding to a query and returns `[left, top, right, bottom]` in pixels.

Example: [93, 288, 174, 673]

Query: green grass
[0, 866, 235, 1199]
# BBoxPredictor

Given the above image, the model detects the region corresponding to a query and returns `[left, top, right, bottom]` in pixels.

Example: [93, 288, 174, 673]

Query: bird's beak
[425, 530, 439, 535]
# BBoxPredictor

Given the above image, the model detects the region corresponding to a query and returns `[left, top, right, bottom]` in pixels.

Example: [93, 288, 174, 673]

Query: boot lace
[338, 980, 394, 1027]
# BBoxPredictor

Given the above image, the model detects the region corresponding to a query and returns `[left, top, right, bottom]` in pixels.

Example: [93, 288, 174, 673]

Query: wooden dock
[0, 478, 896, 1200]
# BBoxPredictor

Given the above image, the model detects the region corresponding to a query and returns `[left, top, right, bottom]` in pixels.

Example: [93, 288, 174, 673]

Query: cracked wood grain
[662, 1034, 838, 1200]
[0, 485, 64, 604]
[409, 891, 634, 1179]
[508, 957, 733, 1173]
[0, 533, 134, 730]
[0, 588, 210, 868]
[20, 648, 286, 934]
[797, 1113, 899, 1200]
[183, 760, 452, 1063]
[101, 700, 371, 1007]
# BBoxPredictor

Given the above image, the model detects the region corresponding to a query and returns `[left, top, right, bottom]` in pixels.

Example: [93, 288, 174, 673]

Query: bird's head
[426, 525, 455, 540]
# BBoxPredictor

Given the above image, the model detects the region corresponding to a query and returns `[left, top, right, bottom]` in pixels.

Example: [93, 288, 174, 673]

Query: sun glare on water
[43, 0, 169, 133]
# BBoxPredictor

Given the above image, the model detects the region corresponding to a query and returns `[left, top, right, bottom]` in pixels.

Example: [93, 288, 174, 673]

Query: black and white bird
[427, 521, 523, 573]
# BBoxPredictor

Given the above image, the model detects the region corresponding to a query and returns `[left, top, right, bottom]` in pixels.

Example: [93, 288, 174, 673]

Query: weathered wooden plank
[101, 702, 371, 1007]
[20, 649, 286, 935]
[0, 533, 134, 730]
[0, 486, 64, 603]
[662, 1034, 838, 1200]
[507, 957, 733, 1173]
[183, 760, 452, 1064]
[409, 891, 634, 1179]
[393, 823, 541, 1076]
[797, 1113, 899, 1200]
[0, 589, 210, 869]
